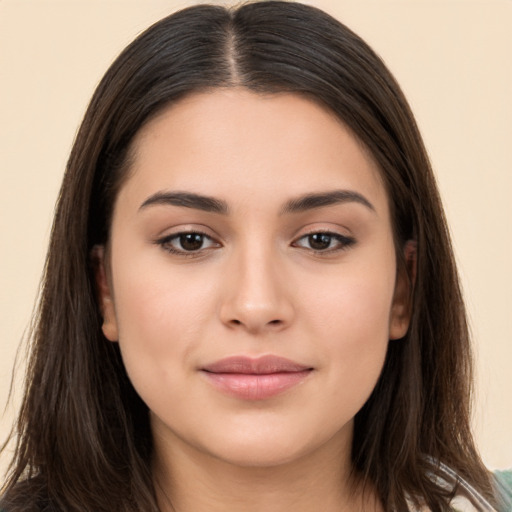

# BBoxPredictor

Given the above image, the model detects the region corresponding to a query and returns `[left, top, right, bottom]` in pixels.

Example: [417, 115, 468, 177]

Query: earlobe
[91, 245, 119, 342]
[389, 240, 417, 340]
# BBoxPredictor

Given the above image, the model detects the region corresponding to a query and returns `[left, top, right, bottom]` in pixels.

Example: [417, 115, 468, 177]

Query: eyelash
[155, 230, 356, 257]
[292, 231, 356, 254]
[155, 230, 219, 257]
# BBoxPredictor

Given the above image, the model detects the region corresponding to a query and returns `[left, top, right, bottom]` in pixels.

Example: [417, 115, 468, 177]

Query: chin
[211, 441, 310, 469]
[198, 420, 346, 470]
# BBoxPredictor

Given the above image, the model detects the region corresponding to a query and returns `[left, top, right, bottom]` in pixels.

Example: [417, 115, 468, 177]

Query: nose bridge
[220, 235, 293, 332]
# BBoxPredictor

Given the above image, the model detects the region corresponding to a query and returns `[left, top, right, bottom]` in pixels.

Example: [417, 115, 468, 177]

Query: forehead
[120, 88, 388, 215]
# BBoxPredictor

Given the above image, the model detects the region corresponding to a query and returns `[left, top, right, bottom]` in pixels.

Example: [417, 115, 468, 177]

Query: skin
[97, 89, 412, 512]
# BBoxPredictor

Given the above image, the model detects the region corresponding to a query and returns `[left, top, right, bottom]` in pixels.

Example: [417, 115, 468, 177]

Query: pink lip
[201, 355, 313, 400]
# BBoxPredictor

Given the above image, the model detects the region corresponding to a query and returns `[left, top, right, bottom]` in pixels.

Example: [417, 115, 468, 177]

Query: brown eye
[157, 231, 219, 255]
[293, 232, 356, 253]
[308, 233, 333, 250]
[179, 233, 205, 251]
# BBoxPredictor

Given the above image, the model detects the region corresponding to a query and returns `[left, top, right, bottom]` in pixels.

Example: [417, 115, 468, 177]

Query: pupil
[309, 233, 331, 250]
[180, 233, 203, 251]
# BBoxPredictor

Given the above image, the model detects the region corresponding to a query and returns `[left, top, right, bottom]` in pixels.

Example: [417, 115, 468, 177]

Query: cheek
[299, 260, 396, 399]
[109, 253, 220, 396]
[113, 245, 220, 331]
[301, 255, 396, 341]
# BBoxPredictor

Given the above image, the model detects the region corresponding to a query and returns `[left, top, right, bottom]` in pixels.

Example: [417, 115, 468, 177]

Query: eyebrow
[139, 189, 375, 215]
[139, 191, 229, 214]
[280, 190, 375, 214]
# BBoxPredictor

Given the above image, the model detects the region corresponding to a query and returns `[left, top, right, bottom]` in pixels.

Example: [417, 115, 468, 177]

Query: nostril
[229, 318, 282, 327]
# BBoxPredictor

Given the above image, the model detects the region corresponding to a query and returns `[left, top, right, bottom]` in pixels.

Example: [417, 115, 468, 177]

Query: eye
[156, 231, 220, 255]
[293, 232, 355, 253]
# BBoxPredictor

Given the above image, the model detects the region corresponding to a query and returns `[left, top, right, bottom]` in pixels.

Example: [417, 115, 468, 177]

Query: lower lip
[202, 370, 312, 400]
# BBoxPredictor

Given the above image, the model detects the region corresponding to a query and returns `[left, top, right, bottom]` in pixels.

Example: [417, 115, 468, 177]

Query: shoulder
[407, 460, 510, 511]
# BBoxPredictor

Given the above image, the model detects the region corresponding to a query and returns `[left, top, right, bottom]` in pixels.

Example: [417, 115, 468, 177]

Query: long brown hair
[1, 2, 496, 511]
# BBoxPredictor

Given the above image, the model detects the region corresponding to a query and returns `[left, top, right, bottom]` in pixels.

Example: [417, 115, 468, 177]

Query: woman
[1, 2, 510, 511]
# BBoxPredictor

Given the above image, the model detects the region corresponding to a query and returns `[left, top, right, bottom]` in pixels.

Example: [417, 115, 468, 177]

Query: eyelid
[153, 224, 355, 257]
[291, 229, 356, 253]
[155, 228, 222, 257]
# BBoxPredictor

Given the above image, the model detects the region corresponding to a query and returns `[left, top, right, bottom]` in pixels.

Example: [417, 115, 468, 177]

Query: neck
[151, 427, 382, 512]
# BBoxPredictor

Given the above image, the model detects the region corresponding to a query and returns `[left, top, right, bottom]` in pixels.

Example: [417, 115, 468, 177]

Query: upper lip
[202, 355, 312, 374]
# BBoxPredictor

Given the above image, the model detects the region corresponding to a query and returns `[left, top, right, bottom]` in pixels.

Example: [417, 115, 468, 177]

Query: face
[98, 89, 411, 469]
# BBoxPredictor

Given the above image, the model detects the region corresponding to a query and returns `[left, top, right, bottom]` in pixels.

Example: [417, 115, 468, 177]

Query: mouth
[200, 355, 314, 400]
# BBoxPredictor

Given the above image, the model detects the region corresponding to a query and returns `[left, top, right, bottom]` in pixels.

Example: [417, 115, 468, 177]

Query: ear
[389, 240, 417, 340]
[91, 245, 119, 342]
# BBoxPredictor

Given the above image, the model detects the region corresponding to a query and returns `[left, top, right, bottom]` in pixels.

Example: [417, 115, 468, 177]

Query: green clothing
[495, 469, 512, 511]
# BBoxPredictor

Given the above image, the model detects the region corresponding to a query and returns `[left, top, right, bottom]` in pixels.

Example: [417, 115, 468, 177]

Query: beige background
[1, 0, 511, 477]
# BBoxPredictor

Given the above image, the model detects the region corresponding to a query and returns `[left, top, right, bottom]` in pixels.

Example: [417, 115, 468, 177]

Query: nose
[219, 245, 295, 334]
